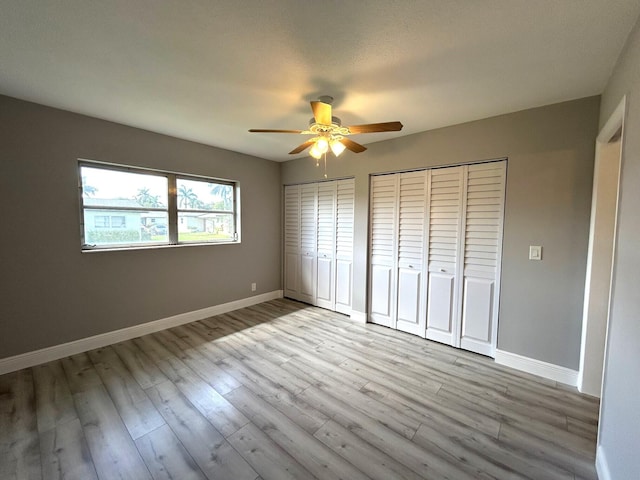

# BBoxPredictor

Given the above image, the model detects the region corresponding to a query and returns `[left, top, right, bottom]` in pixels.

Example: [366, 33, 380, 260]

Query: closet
[369, 161, 506, 357]
[370, 171, 427, 335]
[284, 178, 354, 314]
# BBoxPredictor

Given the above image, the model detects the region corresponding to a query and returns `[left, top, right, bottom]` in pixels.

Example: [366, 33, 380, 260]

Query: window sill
[81, 240, 240, 253]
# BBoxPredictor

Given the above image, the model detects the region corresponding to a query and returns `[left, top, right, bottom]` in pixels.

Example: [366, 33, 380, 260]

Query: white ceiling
[1, 1, 638, 162]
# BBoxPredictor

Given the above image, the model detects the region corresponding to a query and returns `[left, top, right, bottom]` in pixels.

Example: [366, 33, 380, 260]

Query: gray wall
[282, 97, 599, 370]
[0, 95, 281, 359]
[597, 14, 640, 479]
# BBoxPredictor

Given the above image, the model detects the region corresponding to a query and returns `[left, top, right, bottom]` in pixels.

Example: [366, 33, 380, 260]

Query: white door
[335, 178, 354, 315]
[460, 161, 506, 356]
[316, 181, 336, 310]
[283, 185, 300, 299]
[426, 166, 464, 346]
[284, 179, 355, 312]
[369, 174, 398, 327]
[298, 183, 317, 304]
[396, 171, 428, 336]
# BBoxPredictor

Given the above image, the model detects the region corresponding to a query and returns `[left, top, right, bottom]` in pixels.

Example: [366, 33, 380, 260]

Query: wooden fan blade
[289, 140, 316, 154]
[346, 121, 403, 134]
[340, 138, 367, 153]
[310, 101, 332, 125]
[249, 129, 304, 134]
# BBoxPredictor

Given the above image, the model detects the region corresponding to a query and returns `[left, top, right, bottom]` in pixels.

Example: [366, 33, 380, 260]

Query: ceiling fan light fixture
[330, 139, 346, 157]
[249, 95, 403, 167]
[309, 143, 323, 159]
[315, 137, 329, 154]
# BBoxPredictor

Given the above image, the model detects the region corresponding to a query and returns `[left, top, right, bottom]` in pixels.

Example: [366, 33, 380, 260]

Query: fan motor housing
[308, 116, 349, 136]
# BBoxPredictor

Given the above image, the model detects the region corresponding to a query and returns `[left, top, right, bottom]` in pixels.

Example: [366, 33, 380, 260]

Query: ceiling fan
[249, 96, 403, 159]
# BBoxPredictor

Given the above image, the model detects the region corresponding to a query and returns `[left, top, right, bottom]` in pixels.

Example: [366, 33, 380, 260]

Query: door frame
[578, 97, 625, 398]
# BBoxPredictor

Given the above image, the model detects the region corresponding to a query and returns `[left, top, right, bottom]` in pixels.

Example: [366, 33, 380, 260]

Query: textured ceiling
[1, 1, 639, 161]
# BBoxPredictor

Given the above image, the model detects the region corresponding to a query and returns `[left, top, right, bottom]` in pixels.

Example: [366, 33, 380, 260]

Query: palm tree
[210, 183, 233, 210]
[178, 185, 199, 208]
[135, 188, 163, 207]
[82, 176, 98, 197]
[194, 199, 208, 210]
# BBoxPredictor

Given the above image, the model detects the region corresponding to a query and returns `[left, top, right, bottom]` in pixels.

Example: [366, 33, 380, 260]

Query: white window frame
[79, 160, 240, 250]
[176, 177, 238, 244]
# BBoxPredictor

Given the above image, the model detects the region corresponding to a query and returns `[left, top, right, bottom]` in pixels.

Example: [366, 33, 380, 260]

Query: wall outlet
[251, 283, 257, 292]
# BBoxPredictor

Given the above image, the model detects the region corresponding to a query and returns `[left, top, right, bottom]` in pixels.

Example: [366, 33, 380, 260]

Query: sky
[80, 166, 227, 205]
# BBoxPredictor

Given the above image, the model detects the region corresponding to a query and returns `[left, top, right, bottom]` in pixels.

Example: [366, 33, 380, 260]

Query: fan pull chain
[323, 152, 328, 178]
[313, 152, 328, 178]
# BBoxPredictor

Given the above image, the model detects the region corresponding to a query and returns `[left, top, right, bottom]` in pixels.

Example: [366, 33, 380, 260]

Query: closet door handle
[440, 268, 446, 272]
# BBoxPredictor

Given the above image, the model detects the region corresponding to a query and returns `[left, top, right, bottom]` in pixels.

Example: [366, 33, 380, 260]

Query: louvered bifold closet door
[284, 185, 300, 300]
[369, 174, 398, 327]
[396, 171, 428, 336]
[335, 178, 355, 314]
[298, 183, 318, 304]
[426, 166, 464, 346]
[460, 161, 506, 356]
[316, 181, 337, 310]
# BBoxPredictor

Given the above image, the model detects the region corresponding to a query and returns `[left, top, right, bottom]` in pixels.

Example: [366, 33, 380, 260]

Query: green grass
[150, 232, 231, 242]
[180, 232, 231, 242]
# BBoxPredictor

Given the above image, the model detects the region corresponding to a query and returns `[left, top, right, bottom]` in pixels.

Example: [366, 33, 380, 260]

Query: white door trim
[587, 96, 627, 474]
[578, 96, 626, 396]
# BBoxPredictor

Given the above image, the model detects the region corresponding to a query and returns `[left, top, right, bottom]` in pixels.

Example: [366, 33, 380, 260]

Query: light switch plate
[529, 245, 542, 260]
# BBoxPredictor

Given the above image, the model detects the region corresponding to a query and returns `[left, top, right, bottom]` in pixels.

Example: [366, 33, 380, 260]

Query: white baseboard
[494, 349, 579, 386]
[0, 290, 283, 375]
[349, 310, 367, 324]
[596, 445, 612, 480]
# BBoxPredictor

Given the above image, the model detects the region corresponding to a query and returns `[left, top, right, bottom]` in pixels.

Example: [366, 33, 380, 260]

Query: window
[94, 216, 109, 228]
[79, 161, 239, 250]
[110, 216, 126, 228]
[94, 215, 126, 229]
[177, 178, 235, 243]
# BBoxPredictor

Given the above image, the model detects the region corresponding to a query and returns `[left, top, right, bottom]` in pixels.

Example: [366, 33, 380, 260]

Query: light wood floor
[0, 299, 599, 480]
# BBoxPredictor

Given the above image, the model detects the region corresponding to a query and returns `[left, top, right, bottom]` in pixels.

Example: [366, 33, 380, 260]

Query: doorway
[578, 98, 625, 397]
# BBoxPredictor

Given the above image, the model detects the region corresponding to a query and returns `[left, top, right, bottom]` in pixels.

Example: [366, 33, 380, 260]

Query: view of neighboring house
[82, 198, 164, 244]
[82, 197, 234, 245]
